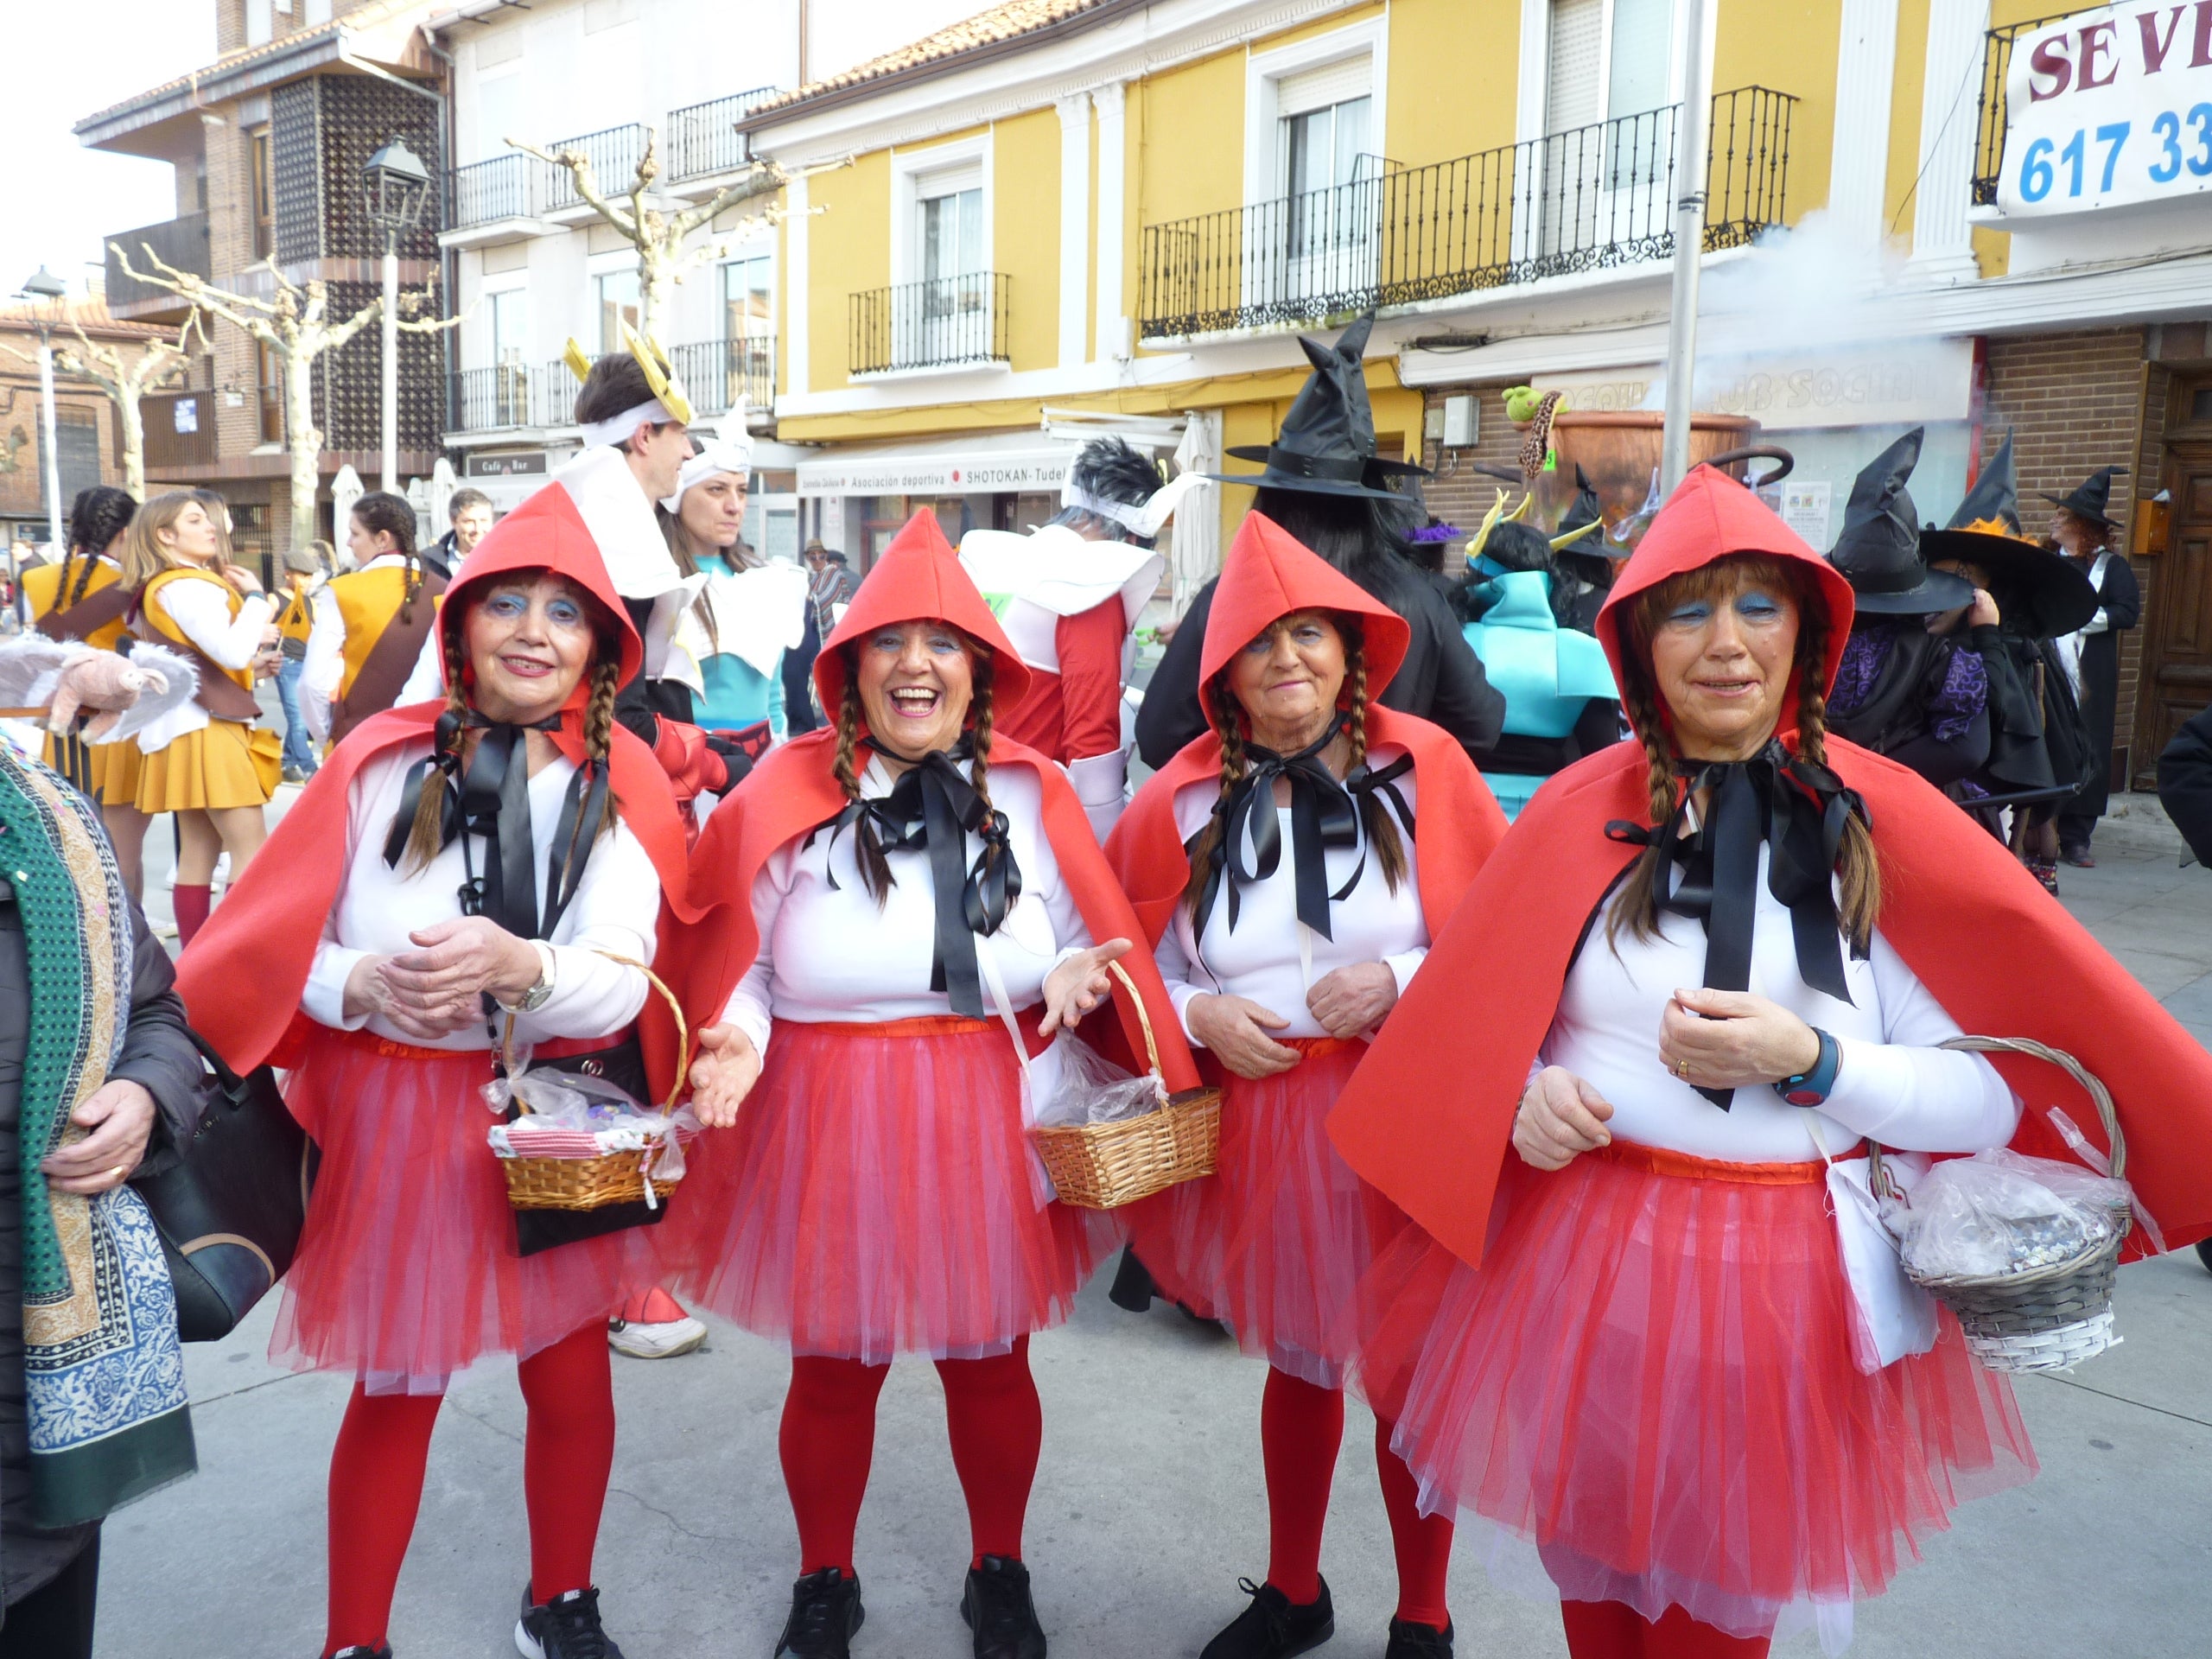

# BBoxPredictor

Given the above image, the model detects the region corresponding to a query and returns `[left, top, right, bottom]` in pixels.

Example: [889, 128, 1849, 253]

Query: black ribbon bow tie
[820, 739, 1021, 1020]
[382, 709, 609, 944]
[1196, 716, 1416, 944]
[1607, 739, 1864, 1110]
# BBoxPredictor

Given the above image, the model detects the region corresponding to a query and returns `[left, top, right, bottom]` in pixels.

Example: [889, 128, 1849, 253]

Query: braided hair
[63, 486, 135, 607]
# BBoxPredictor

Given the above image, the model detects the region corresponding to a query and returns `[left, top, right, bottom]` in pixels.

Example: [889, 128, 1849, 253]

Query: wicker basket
[497, 952, 695, 1214]
[1030, 960, 1222, 1211]
[1871, 1036, 2132, 1375]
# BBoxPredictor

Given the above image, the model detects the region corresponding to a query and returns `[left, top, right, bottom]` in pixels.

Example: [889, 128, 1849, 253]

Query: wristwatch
[508, 942, 556, 1014]
[1778, 1027, 1841, 1107]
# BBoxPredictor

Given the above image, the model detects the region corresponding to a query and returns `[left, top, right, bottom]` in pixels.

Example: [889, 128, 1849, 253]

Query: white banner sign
[797, 445, 1077, 498]
[1997, 2, 2212, 219]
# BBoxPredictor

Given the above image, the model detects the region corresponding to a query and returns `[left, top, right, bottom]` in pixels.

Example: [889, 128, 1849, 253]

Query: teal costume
[690, 556, 790, 739]
[1461, 569, 1618, 817]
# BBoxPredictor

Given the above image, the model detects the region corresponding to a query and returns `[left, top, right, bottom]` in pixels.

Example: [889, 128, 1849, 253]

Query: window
[1281, 96, 1373, 200]
[490, 288, 528, 363]
[596, 269, 640, 353]
[918, 185, 983, 285]
[476, 70, 523, 164]
[250, 129, 274, 260]
[246, 0, 273, 47]
[1546, 0, 1676, 131]
[257, 339, 284, 446]
[1538, 0, 1677, 253]
[722, 254, 771, 340]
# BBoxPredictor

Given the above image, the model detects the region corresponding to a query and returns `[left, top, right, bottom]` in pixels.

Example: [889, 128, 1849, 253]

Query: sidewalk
[95, 799, 2212, 1658]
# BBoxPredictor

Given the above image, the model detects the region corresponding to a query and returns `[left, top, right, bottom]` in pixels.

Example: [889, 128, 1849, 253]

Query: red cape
[1328, 466, 2212, 1264]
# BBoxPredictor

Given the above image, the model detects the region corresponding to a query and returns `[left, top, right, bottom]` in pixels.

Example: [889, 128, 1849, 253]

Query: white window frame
[1242, 19, 1388, 213]
[889, 135, 993, 292]
[482, 278, 530, 367]
[586, 251, 644, 355]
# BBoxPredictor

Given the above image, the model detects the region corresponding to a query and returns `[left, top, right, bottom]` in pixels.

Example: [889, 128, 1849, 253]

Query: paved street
[104, 797, 2212, 1658]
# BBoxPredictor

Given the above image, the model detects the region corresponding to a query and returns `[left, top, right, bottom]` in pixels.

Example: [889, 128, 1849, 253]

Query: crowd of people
[0, 317, 2209, 1659]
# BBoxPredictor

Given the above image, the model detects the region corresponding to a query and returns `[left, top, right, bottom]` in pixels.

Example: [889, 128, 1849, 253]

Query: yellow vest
[329, 565, 420, 703]
[22, 557, 129, 652]
[278, 580, 317, 645]
[141, 567, 255, 696]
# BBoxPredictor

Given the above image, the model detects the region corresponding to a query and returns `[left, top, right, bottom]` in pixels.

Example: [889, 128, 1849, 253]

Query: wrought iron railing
[1972, 12, 2076, 207]
[103, 213, 211, 315]
[543, 124, 651, 211]
[449, 154, 545, 228]
[448, 364, 536, 431]
[669, 87, 776, 181]
[849, 274, 1009, 374]
[538, 358, 585, 427]
[1139, 86, 1794, 340]
[670, 335, 776, 416]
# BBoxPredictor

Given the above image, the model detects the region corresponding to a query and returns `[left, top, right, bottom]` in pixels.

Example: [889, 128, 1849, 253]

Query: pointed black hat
[1920, 433, 2098, 636]
[1551, 464, 1616, 583]
[1828, 428, 1972, 615]
[1209, 314, 1428, 501]
[2039, 465, 2127, 531]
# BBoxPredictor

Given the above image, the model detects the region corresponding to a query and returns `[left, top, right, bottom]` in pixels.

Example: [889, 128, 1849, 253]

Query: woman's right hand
[342, 952, 476, 1041]
[1512, 1065, 1616, 1171]
[221, 562, 264, 597]
[1185, 992, 1300, 1080]
[688, 1024, 763, 1128]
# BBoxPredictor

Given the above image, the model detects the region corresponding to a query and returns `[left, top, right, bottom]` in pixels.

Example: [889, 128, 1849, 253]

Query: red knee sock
[1259, 1366, 1344, 1605]
[1643, 1605, 1770, 1658]
[517, 1323, 617, 1602]
[1560, 1600, 1772, 1659]
[173, 883, 211, 945]
[937, 1336, 1041, 1567]
[782, 1356, 890, 1574]
[323, 1382, 443, 1656]
[1374, 1418, 1452, 1629]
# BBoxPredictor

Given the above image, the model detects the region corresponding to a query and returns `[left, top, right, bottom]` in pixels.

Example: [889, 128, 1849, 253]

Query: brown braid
[968, 653, 996, 816]
[1343, 632, 1408, 894]
[401, 626, 473, 873]
[1182, 678, 1246, 914]
[832, 666, 894, 902]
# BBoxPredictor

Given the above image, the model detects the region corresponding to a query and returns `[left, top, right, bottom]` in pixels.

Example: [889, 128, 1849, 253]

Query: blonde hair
[118, 491, 202, 591]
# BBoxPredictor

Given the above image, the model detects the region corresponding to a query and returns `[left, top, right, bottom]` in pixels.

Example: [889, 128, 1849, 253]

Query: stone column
[1907, 0, 1988, 283]
[1057, 93, 1093, 369]
[1093, 82, 1128, 362]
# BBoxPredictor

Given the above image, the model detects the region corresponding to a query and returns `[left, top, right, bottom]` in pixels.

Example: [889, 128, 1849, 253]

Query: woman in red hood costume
[1326, 466, 2212, 1657]
[1105, 513, 1505, 1659]
[673, 511, 1200, 1659]
[174, 488, 696, 1659]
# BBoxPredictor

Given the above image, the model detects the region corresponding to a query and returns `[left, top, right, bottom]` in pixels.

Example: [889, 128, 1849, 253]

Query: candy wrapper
[483, 1062, 700, 1191]
[1031, 1031, 1167, 1130]
[1892, 1147, 2134, 1281]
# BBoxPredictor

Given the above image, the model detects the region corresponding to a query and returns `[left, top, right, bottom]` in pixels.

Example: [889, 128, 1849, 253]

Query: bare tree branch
[508, 137, 639, 238]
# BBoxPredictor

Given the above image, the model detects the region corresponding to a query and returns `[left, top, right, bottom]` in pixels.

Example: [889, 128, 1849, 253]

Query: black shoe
[1200, 1578, 1335, 1659]
[330, 1649, 392, 1659]
[2061, 844, 2096, 868]
[516, 1585, 623, 1659]
[1108, 1246, 1159, 1312]
[1383, 1618, 1453, 1659]
[776, 1567, 866, 1658]
[962, 1554, 1047, 1659]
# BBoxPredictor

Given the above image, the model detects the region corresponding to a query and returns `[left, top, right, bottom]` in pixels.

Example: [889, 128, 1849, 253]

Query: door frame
[2131, 374, 2212, 785]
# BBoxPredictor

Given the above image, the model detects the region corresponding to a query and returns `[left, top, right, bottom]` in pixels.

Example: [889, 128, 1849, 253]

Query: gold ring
[105, 1166, 125, 1180]
[1675, 1058, 1689, 1079]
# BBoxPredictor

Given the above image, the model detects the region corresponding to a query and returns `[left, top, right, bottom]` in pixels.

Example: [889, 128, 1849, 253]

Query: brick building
[0, 299, 168, 550]
[73, 0, 447, 564]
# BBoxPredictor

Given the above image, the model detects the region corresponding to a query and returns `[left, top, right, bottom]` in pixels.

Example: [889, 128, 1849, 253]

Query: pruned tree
[49, 319, 198, 500]
[111, 245, 460, 550]
[510, 128, 788, 346]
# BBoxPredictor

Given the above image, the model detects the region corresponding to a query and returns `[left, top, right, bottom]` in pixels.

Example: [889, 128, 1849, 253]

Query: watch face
[1783, 1086, 1822, 1108]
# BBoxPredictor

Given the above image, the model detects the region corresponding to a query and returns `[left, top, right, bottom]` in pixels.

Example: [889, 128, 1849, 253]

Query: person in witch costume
[671, 510, 1203, 1659]
[1106, 514, 1505, 1659]
[1550, 465, 1617, 635]
[1824, 427, 1995, 790]
[172, 490, 697, 1659]
[1135, 315, 1504, 770]
[2044, 467, 2141, 866]
[1325, 463, 2212, 1659]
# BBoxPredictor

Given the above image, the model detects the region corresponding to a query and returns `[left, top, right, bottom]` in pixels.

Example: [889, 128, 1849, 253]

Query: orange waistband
[1283, 1036, 1359, 1058]
[779, 1014, 997, 1039]
[1592, 1138, 1860, 1186]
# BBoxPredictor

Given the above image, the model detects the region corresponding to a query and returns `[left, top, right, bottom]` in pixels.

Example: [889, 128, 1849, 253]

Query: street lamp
[14, 267, 69, 630]
[362, 137, 433, 495]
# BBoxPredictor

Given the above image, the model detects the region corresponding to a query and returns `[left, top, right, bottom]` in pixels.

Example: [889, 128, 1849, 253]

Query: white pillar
[35, 335, 61, 555]
[1827, 0, 1901, 249]
[785, 169, 810, 396]
[1056, 94, 1092, 369]
[1092, 82, 1128, 362]
[1907, 0, 1987, 283]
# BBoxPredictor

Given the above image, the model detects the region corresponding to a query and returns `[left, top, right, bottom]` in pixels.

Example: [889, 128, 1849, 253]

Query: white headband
[1059, 466, 1211, 540]
[658, 438, 757, 513]
[580, 397, 683, 450]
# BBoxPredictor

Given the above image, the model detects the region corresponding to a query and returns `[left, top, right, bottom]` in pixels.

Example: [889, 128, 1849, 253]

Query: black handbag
[132, 1030, 316, 1342]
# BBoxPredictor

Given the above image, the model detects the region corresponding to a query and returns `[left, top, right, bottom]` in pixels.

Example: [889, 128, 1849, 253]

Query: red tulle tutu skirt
[1125, 1037, 1409, 1388]
[272, 1031, 661, 1394]
[671, 1017, 1114, 1363]
[1357, 1144, 2037, 1640]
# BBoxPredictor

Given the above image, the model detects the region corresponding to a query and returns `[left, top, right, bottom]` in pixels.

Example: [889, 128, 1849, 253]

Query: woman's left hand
[1306, 961, 1399, 1039]
[1657, 988, 1821, 1090]
[378, 917, 542, 1033]
[41, 1079, 158, 1196]
[1040, 938, 1134, 1037]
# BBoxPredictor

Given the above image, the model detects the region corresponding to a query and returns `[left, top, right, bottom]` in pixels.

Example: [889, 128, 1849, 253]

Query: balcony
[543, 124, 651, 214]
[103, 213, 210, 322]
[537, 357, 585, 428]
[448, 365, 537, 433]
[668, 87, 775, 184]
[1138, 86, 1795, 340]
[448, 154, 550, 234]
[670, 334, 775, 417]
[849, 274, 1010, 376]
[1971, 12, 2075, 207]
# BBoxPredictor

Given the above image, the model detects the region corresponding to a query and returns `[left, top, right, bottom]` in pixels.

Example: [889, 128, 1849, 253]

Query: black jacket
[2158, 704, 2212, 866]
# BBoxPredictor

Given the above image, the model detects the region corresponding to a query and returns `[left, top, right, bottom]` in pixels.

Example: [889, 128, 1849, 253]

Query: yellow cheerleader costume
[22, 554, 142, 804]
[131, 566, 283, 811]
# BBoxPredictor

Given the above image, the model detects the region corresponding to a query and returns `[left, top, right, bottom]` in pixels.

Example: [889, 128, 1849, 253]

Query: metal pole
[1658, 0, 1713, 494]
[35, 327, 63, 555]
[381, 234, 400, 493]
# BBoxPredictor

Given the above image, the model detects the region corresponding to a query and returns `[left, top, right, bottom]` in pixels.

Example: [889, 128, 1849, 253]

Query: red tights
[780, 1336, 1042, 1574]
[1261, 1366, 1454, 1629]
[1560, 1599, 1773, 1658]
[321, 1323, 615, 1657]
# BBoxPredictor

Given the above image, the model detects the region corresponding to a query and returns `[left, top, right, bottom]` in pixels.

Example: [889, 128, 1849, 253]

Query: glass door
[1274, 93, 1378, 309]
[915, 185, 985, 366]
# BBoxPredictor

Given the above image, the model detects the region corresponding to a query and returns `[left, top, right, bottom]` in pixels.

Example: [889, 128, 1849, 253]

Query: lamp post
[1657, 0, 1713, 494]
[361, 137, 433, 495]
[16, 266, 69, 559]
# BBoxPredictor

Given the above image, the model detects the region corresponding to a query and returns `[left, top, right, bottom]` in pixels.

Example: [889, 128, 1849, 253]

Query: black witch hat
[1207, 314, 1429, 501]
[1828, 428, 1973, 615]
[1920, 432, 2098, 636]
[1549, 465, 1616, 584]
[2039, 465, 2127, 531]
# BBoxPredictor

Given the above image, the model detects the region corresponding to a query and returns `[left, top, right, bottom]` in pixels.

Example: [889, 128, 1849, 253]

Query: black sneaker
[515, 1585, 623, 1659]
[775, 1567, 865, 1658]
[330, 1649, 392, 1659]
[961, 1554, 1046, 1659]
[1383, 1618, 1453, 1659]
[1200, 1577, 1335, 1659]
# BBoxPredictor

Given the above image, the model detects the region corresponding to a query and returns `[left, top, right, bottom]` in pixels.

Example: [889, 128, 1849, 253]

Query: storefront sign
[1997, 2, 2212, 219]
[467, 450, 549, 478]
[798, 443, 1079, 498]
[1535, 339, 1973, 433]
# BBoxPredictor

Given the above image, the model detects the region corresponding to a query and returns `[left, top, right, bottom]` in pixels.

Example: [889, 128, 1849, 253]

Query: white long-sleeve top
[134, 572, 276, 750]
[302, 741, 660, 1051]
[720, 754, 1092, 1057]
[301, 551, 407, 741]
[1153, 750, 1428, 1044]
[1546, 845, 2020, 1163]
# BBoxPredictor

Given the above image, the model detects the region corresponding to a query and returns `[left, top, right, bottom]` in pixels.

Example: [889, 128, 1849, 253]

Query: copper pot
[1541, 411, 1761, 547]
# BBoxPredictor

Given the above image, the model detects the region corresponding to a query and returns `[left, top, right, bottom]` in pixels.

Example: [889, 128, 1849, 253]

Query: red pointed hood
[435, 479, 645, 697]
[1199, 513, 1412, 721]
[1595, 463, 1855, 740]
[815, 511, 1033, 718]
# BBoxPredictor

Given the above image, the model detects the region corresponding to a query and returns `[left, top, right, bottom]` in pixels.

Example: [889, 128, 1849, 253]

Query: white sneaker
[607, 1316, 706, 1359]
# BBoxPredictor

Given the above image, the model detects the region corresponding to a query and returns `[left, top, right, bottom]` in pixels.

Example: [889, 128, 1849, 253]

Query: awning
[795, 431, 1090, 499]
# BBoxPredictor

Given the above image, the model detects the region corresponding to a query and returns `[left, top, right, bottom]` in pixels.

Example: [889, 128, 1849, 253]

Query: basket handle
[1103, 957, 1163, 1077]
[498, 949, 694, 1118]
[1866, 1034, 2125, 1201]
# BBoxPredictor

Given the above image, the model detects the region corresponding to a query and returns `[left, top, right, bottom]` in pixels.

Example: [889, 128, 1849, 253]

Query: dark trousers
[0, 1529, 98, 1659]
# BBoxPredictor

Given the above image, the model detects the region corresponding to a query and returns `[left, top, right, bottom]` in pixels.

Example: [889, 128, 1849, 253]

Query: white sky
[1, 5, 218, 301]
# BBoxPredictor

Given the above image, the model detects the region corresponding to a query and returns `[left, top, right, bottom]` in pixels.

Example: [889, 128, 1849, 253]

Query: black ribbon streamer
[1196, 716, 1417, 944]
[817, 738, 1021, 1020]
[1607, 738, 1864, 1110]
